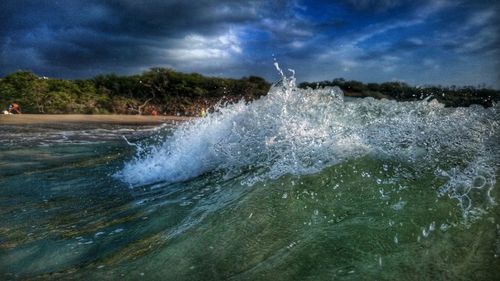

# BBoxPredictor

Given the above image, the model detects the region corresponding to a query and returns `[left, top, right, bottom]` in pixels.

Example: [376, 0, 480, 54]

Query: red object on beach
[8, 103, 21, 114]
[151, 110, 158, 116]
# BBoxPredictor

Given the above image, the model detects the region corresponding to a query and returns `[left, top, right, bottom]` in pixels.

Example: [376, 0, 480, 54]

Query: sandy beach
[0, 114, 194, 125]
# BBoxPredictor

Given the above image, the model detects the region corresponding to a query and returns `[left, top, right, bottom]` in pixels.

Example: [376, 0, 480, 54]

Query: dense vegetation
[1, 69, 498, 115]
[299, 78, 499, 107]
[0, 68, 270, 115]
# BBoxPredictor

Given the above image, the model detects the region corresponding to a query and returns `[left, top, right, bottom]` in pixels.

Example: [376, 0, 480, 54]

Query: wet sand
[0, 114, 194, 125]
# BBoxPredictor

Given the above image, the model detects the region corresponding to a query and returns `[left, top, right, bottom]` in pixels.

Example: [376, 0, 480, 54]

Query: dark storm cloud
[0, 0, 499, 87]
[100, 0, 261, 38]
[0, 0, 268, 77]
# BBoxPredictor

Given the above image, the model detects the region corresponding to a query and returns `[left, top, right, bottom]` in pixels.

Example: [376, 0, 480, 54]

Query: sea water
[1, 71, 499, 280]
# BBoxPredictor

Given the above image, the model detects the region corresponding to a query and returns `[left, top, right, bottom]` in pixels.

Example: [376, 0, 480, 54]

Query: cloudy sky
[1, 0, 499, 87]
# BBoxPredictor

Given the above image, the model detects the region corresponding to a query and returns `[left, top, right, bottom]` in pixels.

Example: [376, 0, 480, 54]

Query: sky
[1, 0, 499, 87]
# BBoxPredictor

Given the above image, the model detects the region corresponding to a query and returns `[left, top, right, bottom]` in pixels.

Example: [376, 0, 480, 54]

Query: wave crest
[116, 69, 499, 218]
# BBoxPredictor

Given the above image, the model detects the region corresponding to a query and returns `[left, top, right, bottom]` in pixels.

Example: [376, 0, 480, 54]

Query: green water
[0, 125, 499, 280]
[1, 78, 500, 280]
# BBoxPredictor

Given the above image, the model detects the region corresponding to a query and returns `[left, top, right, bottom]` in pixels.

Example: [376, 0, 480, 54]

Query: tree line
[299, 78, 499, 107]
[0, 68, 270, 115]
[1, 69, 498, 115]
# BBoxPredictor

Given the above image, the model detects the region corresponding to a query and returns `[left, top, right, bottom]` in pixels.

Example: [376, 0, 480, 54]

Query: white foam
[116, 69, 499, 217]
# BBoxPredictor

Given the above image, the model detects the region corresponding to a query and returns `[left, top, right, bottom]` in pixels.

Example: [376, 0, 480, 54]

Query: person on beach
[8, 103, 21, 114]
[200, 106, 206, 117]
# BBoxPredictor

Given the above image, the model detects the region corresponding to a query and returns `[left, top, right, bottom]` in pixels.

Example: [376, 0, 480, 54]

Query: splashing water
[2, 66, 500, 280]
[117, 64, 499, 219]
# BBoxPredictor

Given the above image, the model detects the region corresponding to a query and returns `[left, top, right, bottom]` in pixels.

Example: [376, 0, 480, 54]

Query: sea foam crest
[116, 65, 499, 216]
[117, 65, 362, 185]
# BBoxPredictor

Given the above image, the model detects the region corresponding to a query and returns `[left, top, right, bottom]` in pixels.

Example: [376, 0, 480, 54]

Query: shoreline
[0, 114, 194, 125]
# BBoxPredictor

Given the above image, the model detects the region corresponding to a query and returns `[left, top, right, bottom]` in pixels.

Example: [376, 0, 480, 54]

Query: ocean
[1, 72, 499, 280]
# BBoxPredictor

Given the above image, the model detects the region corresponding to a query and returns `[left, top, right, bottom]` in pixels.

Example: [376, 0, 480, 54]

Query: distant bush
[299, 79, 499, 107]
[1, 69, 497, 115]
[0, 68, 270, 115]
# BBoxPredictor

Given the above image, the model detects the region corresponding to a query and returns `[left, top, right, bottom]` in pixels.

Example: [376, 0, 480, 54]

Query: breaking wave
[116, 64, 499, 218]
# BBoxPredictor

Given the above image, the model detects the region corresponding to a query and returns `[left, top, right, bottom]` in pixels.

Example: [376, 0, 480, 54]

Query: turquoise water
[1, 77, 499, 280]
